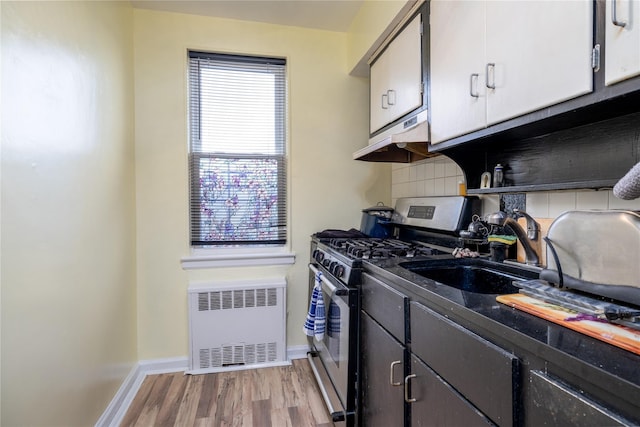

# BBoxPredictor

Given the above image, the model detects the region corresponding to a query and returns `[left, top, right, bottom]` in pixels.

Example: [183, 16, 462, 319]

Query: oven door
[307, 263, 357, 425]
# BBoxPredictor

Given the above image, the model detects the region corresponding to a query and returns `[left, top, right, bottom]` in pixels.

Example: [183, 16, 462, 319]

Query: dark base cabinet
[361, 260, 640, 427]
[360, 272, 512, 426]
[525, 371, 634, 426]
[409, 354, 494, 427]
[410, 302, 519, 426]
[360, 312, 406, 426]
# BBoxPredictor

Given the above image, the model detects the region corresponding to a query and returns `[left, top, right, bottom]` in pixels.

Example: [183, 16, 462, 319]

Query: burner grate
[332, 238, 448, 260]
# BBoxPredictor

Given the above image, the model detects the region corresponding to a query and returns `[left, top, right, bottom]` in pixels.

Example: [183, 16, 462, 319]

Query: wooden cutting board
[497, 293, 640, 355]
[516, 217, 553, 266]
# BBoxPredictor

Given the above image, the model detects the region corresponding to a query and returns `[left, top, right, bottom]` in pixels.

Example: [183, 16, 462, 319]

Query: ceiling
[130, 0, 365, 32]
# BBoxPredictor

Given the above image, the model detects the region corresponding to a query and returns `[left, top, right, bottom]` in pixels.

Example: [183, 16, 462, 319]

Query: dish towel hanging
[304, 271, 326, 341]
[327, 301, 341, 337]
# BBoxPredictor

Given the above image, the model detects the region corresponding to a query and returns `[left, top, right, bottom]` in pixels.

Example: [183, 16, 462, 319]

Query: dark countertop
[362, 256, 640, 422]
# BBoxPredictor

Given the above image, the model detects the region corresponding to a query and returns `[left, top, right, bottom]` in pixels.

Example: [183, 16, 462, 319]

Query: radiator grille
[198, 342, 279, 369]
[189, 280, 286, 373]
[197, 288, 279, 311]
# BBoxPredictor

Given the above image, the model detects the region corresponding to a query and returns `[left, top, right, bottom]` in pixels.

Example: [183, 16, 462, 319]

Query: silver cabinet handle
[486, 63, 496, 89]
[387, 89, 396, 105]
[404, 374, 417, 403]
[381, 93, 388, 109]
[389, 360, 402, 386]
[612, 0, 627, 27]
[469, 73, 479, 98]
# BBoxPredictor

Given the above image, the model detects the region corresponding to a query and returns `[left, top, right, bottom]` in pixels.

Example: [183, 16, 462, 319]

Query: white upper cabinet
[485, 1, 593, 125]
[429, 1, 487, 144]
[370, 13, 423, 135]
[605, 0, 640, 85]
[430, 0, 593, 144]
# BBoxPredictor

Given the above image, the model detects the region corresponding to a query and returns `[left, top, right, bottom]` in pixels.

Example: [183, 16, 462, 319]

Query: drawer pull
[485, 63, 496, 89]
[404, 374, 417, 403]
[469, 73, 479, 98]
[387, 89, 396, 105]
[612, 0, 627, 27]
[390, 360, 402, 386]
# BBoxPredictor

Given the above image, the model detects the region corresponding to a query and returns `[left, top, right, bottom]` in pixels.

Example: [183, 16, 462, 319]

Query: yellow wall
[1, 1, 137, 425]
[0, 2, 393, 422]
[347, 0, 415, 76]
[133, 9, 390, 359]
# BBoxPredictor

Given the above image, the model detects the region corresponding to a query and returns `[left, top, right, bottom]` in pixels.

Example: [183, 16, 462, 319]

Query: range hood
[353, 109, 438, 162]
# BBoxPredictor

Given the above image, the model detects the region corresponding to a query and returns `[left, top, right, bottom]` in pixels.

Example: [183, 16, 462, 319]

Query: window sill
[181, 249, 296, 270]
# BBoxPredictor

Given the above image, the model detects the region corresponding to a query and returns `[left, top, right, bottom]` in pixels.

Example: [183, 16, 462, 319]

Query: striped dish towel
[303, 271, 326, 341]
[327, 301, 341, 337]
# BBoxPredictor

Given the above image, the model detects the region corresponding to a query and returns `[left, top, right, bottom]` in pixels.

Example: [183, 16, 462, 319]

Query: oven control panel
[407, 205, 436, 219]
[392, 196, 480, 232]
[311, 245, 353, 284]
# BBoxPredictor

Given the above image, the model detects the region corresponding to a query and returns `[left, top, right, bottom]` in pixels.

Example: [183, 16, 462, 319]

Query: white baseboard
[287, 344, 311, 360]
[95, 357, 188, 427]
[96, 346, 310, 426]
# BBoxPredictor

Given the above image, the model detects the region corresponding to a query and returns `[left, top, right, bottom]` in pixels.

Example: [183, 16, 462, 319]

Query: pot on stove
[360, 202, 394, 238]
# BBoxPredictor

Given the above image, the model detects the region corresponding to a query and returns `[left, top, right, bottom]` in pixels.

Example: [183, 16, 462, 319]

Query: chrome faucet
[486, 209, 541, 266]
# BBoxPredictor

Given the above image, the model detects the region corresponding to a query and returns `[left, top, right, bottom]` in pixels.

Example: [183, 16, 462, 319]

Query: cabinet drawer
[361, 273, 408, 342]
[526, 370, 634, 426]
[410, 302, 518, 426]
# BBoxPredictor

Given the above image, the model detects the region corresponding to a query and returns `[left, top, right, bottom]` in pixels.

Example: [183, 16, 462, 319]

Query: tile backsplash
[392, 156, 640, 219]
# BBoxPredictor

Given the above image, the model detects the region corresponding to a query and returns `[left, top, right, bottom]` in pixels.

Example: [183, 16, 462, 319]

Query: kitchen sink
[399, 258, 539, 294]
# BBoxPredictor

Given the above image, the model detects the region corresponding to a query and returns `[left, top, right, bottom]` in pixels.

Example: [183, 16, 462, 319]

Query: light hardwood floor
[121, 358, 334, 427]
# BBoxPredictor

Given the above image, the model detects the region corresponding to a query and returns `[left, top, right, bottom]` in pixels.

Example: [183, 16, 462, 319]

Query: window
[188, 52, 287, 247]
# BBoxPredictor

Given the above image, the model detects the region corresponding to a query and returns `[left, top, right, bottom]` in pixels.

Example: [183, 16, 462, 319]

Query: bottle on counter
[493, 164, 504, 187]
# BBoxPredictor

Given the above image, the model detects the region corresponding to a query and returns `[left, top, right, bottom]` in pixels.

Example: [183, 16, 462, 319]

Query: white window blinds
[188, 51, 287, 246]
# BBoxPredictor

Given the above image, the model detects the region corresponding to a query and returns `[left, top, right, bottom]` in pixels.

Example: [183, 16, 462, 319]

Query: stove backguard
[390, 196, 481, 234]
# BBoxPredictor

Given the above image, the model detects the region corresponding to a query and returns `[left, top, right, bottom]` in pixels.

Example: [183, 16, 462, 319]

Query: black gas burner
[328, 238, 448, 260]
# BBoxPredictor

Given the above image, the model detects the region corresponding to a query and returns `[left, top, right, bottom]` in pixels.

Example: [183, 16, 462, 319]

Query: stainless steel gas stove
[305, 196, 480, 426]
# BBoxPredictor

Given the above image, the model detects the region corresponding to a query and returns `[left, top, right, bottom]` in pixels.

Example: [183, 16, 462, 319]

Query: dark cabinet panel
[526, 370, 633, 426]
[361, 273, 408, 342]
[410, 301, 519, 426]
[360, 311, 406, 427]
[409, 354, 494, 427]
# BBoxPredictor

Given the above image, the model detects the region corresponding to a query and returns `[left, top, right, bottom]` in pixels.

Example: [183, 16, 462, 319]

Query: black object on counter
[490, 241, 507, 263]
[313, 228, 368, 238]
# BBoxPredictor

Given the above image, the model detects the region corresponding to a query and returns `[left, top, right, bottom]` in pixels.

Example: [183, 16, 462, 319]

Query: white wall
[133, 9, 390, 360]
[1, 1, 137, 425]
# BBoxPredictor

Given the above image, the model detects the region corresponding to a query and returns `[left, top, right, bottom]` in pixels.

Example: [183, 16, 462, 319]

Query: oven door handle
[309, 263, 346, 296]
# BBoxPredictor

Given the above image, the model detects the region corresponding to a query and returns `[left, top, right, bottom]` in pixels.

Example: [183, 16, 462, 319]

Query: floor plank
[122, 359, 334, 427]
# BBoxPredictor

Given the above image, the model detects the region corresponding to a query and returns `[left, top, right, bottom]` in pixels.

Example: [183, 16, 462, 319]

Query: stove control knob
[329, 261, 338, 274]
[334, 265, 345, 278]
[314, 250, 324, 263]
[323, 258, 331, 268]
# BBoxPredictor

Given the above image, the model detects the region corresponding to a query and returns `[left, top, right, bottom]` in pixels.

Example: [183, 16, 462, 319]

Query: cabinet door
[526, 370, 634, 426]
[370, 46, 392, 134]
[410, 302, 518, 426]
[485, 0, 593, 125]
[370, 13, 423, 134]
[605, 0, 640, 85]
[360, 312, 406, 427]
[386, 14, 423, 124]
[409, 354, 494, 427]
[430, 0, 487, 144]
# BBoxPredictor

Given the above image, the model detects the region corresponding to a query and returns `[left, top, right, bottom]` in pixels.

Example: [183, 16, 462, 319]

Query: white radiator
[187, 278, 288, 374]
